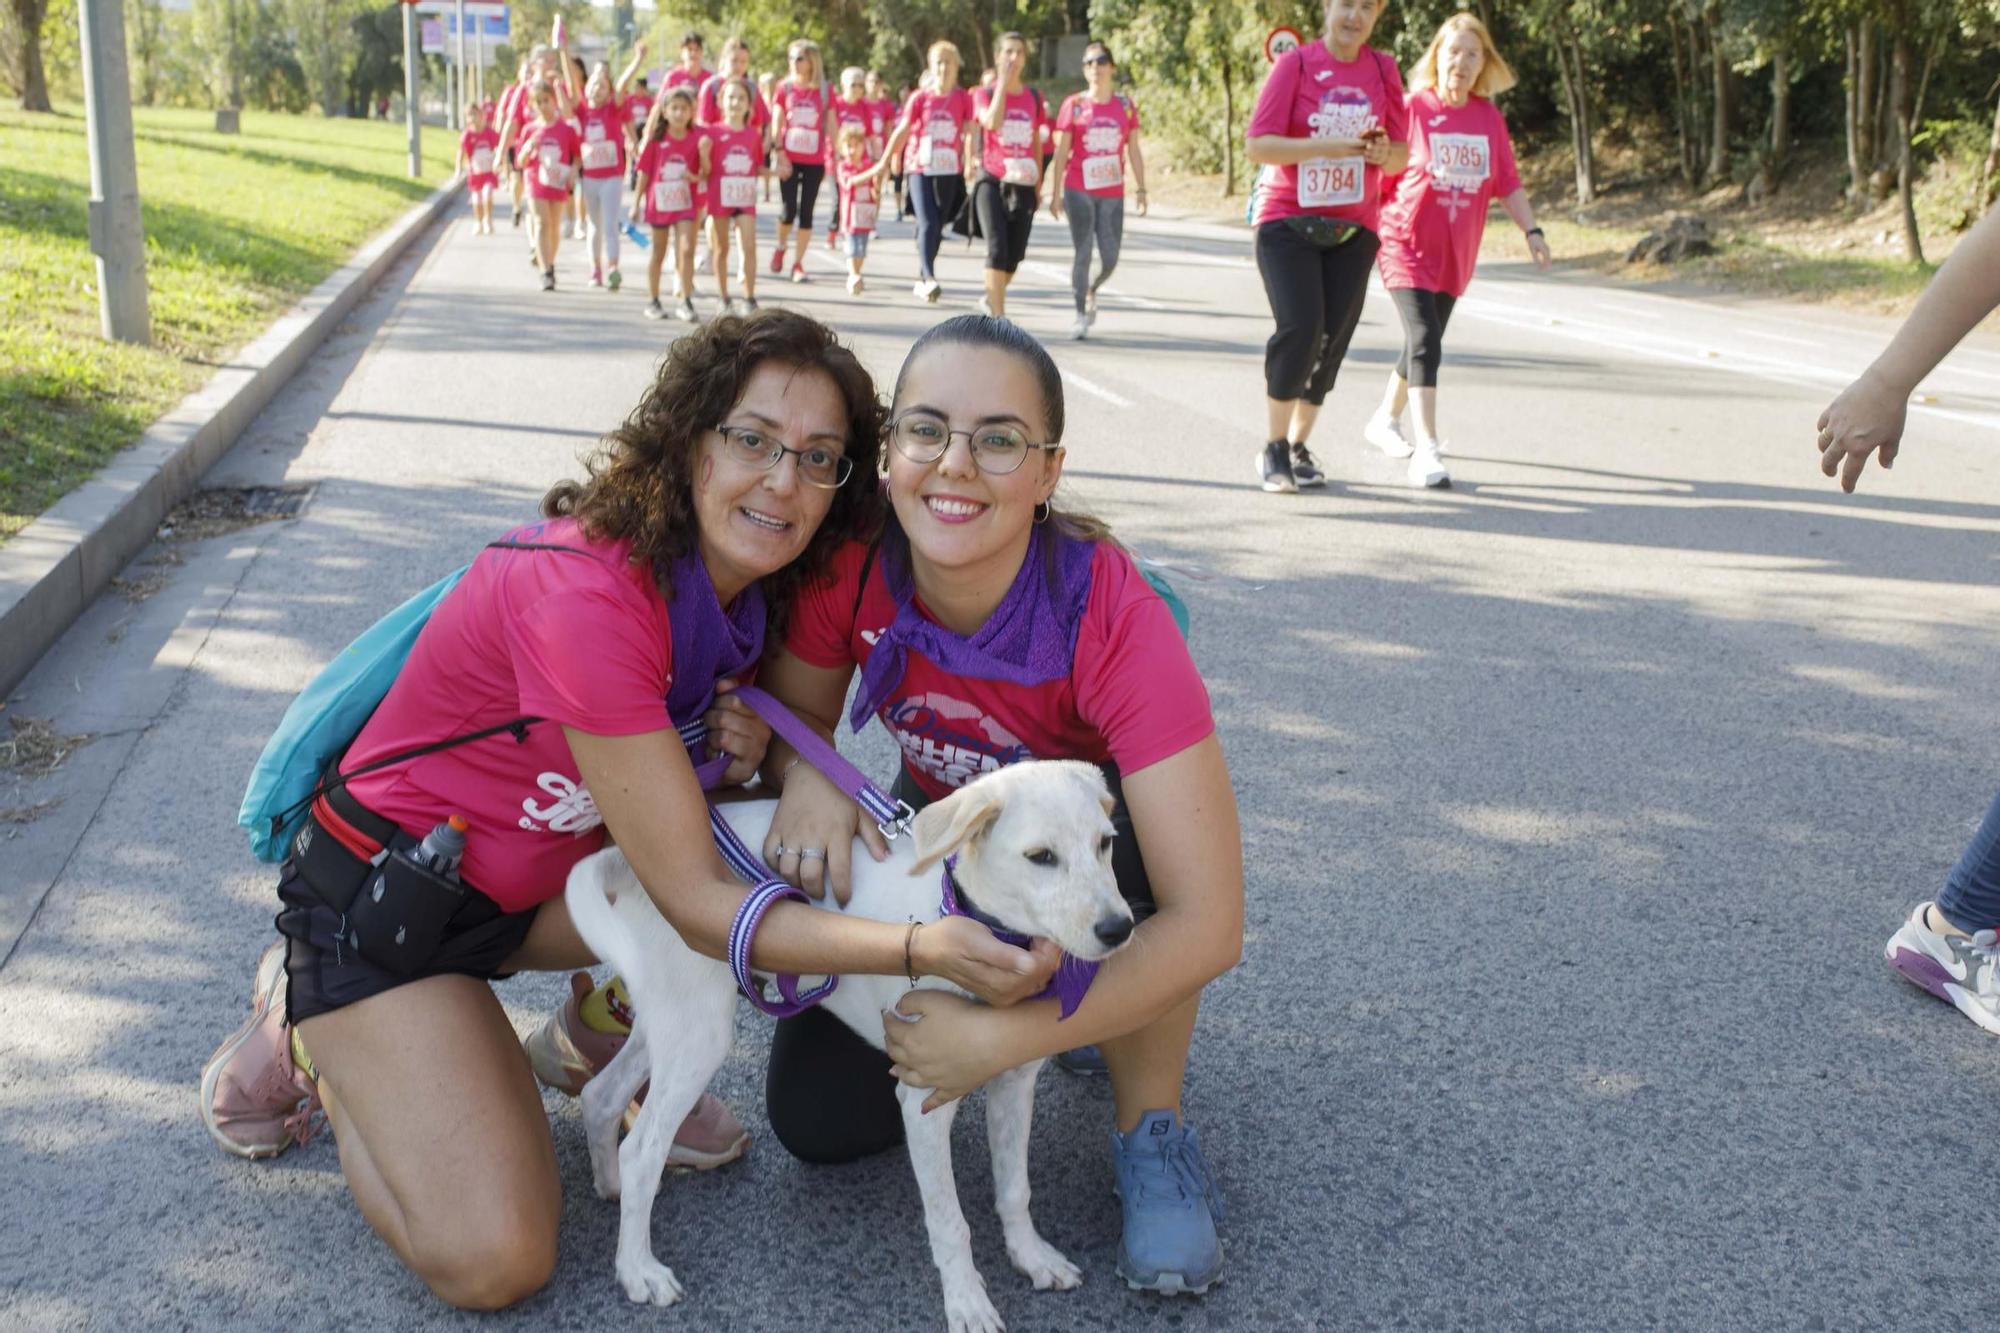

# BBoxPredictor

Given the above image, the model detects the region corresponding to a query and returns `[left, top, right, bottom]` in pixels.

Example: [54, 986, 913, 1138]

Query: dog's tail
[563, 847, 649, 982]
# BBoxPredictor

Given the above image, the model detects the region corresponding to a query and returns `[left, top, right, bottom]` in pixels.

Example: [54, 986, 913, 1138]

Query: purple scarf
[664, 549, 765, 728]
[941, 856, 1098, 1020]
[850, 524, 1096, 732]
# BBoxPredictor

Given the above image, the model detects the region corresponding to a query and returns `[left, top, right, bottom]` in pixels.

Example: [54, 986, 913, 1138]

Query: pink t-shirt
[1246, 40, 1407, 231]
[835, 155, 880, 234]
[900, 87, 974, 176]
[870, 97, 898, 139]
[826, 95, 873, 167]
[785, 540, 1215, 802]
[772, 80, 827, 164]
[1376, 89, 1520, 298]
[342, 519, 678, 913]
[699, 73, 770, 129]
[461, 127, 500, 183]
[576, 103, 627, 178]
[972, 86, 1046, 184]
[637, 130, 703, 225]
[1055, 91, 1138, 197]
[622, 90, 653, 133]
[705, 124, 764, 214]
[521, 120, 581, 199]
[662, 64, 707, 93]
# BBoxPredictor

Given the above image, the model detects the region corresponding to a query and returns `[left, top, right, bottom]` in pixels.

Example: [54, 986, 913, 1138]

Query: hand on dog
[885, 989, 1024, 1113]
[766, 763, 890, 903]
[912, 917, 1060, 1006]
[705, 679, 771, 786]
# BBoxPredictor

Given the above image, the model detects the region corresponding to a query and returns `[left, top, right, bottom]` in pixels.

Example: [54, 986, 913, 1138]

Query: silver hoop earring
[1033, 501, 1051, 524]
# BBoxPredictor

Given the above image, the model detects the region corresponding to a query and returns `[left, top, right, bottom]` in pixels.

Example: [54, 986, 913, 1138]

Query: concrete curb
[0, 179, 462, 700]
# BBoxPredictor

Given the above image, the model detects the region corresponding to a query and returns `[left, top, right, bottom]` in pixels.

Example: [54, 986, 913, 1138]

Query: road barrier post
[77, 0, 151, 346]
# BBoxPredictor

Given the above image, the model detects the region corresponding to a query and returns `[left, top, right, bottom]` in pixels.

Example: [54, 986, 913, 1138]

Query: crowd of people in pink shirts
[455, 5, 1557, 496]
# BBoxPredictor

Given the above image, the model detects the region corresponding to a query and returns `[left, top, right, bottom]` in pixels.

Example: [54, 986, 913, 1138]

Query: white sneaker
[912, 280, 929, 301]
[925, 279, 941, 304]
[846, 273, 863, 295]
[1365, 412, 1414, 459]
[977, 296, 995, 317]
[1408, 443, 1450, 489]
[1069, 314, 1089, 341]
[1887, 901, 2000, 1035]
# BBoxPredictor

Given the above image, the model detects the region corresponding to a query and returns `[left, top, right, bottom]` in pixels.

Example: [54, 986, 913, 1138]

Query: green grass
[0, 105, 453, 542]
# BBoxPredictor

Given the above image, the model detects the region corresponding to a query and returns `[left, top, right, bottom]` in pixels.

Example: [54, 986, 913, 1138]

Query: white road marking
[1018, 261, 1169, 311]
[1590, 300, 1663, 321]
[1060, 368, 1134, 408]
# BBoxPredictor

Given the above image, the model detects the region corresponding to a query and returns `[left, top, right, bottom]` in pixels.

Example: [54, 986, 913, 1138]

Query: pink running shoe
[524, 972, 750, 1170]
[199, 941, 322, 1159]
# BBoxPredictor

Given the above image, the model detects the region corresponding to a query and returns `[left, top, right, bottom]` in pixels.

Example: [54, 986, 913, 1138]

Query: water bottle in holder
[411, 814, 469, 878]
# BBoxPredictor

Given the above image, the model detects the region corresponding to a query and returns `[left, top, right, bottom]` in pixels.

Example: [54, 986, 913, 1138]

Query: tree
[284, 0, 362, 114]
[128, 0, 165, 104]
[8, 0, 50, 110]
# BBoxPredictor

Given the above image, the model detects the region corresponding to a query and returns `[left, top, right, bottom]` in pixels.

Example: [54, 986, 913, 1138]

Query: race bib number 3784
[1298, 156, 1363, 208]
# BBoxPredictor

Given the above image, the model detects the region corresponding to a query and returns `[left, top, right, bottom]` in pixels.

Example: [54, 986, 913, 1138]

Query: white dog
[563, 759, 1138, 1333]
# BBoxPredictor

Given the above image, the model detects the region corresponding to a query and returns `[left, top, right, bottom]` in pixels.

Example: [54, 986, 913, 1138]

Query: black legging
[778, 161, 825, 230]
[765, 762, 1155, 1165]
[972, 177, 1036, 274]
[1252, 219, 1381, 405]
[1390, 288, 1458, 388]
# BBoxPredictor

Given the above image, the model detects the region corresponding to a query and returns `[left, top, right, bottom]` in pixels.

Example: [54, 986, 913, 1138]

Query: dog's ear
[907, 781, 1004, 875]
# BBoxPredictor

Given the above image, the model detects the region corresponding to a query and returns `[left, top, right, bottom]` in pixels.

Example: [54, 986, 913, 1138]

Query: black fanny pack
[291, 773, 493, 977]
[1283, 215, 1365, 249]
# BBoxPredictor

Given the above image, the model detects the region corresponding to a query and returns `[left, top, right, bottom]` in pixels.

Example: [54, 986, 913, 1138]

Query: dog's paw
[942, 1271, 1004, 1333]
[616, 1254, 684, 1306]
[1007, 1235, 1082, 1291]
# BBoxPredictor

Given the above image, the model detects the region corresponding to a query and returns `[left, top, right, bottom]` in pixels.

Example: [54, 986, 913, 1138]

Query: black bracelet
[1525, 226, 1544, 238]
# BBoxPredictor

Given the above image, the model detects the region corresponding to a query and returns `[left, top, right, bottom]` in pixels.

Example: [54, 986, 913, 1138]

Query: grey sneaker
[1110, 1110, 1224, 1294]
[674, 298, 698, 322]
[643, 298, 665, 319]
[1887, 901, 2000, 1034]
[1258, 440, 1296, 494]
[1289, 443, 1326, 489]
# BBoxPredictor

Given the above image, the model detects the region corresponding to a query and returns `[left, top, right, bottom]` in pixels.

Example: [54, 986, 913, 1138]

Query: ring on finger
[773, 844, 791, 858]
[798, 848, 825, 861]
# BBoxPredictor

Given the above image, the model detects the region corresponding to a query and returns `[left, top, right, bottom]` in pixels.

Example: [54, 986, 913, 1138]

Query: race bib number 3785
[1429, 133, 1491, 191]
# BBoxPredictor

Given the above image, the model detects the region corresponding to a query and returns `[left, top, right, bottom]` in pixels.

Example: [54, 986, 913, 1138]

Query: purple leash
[686, 687, 914, 1018]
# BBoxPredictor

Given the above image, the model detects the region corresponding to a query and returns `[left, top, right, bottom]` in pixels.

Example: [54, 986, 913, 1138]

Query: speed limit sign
[1265, 25, 1302, 62]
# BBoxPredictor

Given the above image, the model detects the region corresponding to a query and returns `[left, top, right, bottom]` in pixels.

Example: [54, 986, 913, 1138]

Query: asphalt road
[4, 190, 2000, 1332]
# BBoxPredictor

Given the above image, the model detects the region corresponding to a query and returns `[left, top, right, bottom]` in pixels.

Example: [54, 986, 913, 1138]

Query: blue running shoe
[1055, 1044, 1108, 1076]
[1109, 1109, 1224, 1294]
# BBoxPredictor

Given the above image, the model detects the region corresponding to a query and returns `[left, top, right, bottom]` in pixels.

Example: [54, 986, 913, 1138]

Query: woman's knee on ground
[409, 1199, 559, 1310]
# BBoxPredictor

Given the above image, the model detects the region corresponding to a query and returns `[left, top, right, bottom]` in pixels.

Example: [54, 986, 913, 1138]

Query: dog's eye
[1024, 848, 1058, 867]
[1099, 835, 1114, 856]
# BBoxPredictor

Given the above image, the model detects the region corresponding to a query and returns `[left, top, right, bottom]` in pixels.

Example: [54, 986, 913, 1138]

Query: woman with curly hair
[198, 312, 1045, 1311]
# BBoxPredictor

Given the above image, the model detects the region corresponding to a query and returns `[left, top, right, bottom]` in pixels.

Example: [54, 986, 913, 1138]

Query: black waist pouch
[342, 846, 467, 977]
[1283, 215, 1364, 249]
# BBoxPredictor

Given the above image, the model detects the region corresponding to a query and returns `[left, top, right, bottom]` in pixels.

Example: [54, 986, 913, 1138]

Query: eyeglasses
[887, 412, 1059, 475]
[1083, 55, 1113, 67]
[715, 424, 853, 489]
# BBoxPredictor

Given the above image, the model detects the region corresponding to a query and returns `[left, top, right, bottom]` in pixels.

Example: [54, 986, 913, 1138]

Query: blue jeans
[910, 174, 965, 281]
[1936, 789, 2000, 931]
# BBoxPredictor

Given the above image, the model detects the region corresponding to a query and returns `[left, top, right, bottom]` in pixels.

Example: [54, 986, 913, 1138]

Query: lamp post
[78, 0, 150, 344]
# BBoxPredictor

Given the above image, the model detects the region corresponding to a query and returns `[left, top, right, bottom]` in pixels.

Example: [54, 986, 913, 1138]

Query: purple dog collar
[940, 856, 1099, 1020]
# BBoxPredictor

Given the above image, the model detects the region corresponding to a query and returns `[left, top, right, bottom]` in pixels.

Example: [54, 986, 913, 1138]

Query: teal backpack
[238, 566, 471, 862]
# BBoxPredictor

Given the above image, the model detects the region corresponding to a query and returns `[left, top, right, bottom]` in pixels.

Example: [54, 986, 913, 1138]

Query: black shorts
[273, 797, 536, 1024]
[973, 177, 1037, 273]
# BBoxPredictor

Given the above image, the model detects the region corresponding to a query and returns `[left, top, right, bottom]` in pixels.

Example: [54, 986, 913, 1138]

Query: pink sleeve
[1379, 56, 1409, 141]
[900, 91, 923, 130]
[782, 542, 869, 670]
[1247, 50, 1299, 139]
[1491, 107, 1521, 198]
[1072, 549, 1215, 777]
[505, 587, 673, 736]
[1054, 94, 1075, 134]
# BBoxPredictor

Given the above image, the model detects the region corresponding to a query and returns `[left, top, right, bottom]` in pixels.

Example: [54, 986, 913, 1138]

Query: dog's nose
[1093, 915, 1134, 949]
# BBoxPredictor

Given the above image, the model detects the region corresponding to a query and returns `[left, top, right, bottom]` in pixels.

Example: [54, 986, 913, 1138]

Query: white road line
[1017, 261, 1169, 311]
[1060, 368, 1134, 408]
[1590, 301, 1663, 321]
